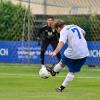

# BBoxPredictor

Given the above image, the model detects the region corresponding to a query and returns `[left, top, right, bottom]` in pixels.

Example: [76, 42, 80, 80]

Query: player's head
[47, 16, 54, 27]
[53, 19, 65, 33]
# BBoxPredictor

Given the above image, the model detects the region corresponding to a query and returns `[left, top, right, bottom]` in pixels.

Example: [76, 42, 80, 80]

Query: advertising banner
[0, 41, 100, 65]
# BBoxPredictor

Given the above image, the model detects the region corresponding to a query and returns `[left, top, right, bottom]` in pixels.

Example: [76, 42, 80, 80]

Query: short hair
[47, 16, 54, 20]
[53, 19, 65, 29]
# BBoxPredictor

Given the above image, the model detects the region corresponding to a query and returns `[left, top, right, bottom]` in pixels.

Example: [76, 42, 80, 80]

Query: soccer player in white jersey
[47, 19, 89, 92]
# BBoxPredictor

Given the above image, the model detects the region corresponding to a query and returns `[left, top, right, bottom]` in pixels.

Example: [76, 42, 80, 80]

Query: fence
[0, 0, 100, 65]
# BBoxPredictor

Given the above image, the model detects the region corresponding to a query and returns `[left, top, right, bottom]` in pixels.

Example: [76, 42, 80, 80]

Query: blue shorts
[61, 55, 87, 73]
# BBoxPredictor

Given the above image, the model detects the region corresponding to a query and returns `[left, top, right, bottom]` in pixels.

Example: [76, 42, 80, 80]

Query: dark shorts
[61, 55, 87, 73]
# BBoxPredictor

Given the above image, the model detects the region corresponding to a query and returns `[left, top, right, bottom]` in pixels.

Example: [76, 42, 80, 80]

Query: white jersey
[59, 25, 89, 59]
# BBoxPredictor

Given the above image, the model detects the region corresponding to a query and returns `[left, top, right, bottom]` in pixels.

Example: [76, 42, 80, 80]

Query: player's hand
[49, 51, 57, 57]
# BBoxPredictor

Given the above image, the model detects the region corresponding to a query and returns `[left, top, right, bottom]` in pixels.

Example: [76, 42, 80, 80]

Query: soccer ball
[39, 67, 50, 79]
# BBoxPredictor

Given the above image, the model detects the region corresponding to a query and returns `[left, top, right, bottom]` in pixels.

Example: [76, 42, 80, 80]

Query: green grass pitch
[0, 63, 100, 100]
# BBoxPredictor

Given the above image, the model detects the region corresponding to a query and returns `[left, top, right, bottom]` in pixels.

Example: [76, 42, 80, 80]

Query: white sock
[62, 72, 74, 87]
[53, 63, 63, 73]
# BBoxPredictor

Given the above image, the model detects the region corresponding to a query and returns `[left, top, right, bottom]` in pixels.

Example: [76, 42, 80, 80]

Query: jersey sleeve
[59, 28, 68, 44]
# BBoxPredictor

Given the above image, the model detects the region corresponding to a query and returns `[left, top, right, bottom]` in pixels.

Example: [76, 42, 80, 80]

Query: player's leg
[41, 39, 49, 68]
[55, 55, 74, 92]
[56, 72, 74, 92]
[47, 56, 74, 92]
[50, 40, 61, 61]
[46, 40, 61, 74]
[56, 56, 87, 92]
[47, 61, 65, 76]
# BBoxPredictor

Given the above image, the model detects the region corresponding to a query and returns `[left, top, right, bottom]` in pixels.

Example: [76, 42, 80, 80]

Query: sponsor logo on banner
[89, 50, 100, 57]
[17, 47, 51, 59]
[0, 48, 8, 56]
[17, 47, 41, 59]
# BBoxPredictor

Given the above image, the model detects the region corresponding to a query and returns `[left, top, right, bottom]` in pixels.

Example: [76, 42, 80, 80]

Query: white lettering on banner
[18, 51, 35, 55]
[45, 51, 51, 55]
[17, 47, 41, 59]
[0, 48, 8, 56]
[17, 47, 52, 59]
[89, 50, 100, 57]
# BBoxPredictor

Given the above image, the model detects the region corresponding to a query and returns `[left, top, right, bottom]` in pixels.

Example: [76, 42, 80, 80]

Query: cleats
[56, 88, 62, 92]
[46, 66, 56, 76]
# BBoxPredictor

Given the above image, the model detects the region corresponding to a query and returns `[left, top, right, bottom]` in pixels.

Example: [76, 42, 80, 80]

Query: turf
[0, 63, 100, 100]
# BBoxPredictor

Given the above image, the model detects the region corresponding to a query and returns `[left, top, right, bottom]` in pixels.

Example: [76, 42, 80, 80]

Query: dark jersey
[39, 25, 59, 41]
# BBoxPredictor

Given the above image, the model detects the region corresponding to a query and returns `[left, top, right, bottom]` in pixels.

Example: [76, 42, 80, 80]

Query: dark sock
[59, 85, 65, 91]
[52, 70, 56, 76]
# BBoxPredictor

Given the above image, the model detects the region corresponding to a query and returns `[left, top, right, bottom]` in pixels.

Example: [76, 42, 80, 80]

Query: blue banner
[86, 41, 100, 65]
[0, 41, 100, 65]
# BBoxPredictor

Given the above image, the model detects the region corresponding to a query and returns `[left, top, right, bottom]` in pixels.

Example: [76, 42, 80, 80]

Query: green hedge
[0, 1, 34, 41]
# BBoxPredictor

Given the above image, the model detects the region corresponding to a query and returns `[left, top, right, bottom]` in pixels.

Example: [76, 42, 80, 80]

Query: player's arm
[50, 41, 64, 56]
[50, 30, 67, 56]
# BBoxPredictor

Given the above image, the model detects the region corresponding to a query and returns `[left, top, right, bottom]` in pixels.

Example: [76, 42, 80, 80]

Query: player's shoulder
[62, 25, 76, 31]
[72, 25, 84, 31]
[66, 24, 85, 32]
[60, 25, 70, 34]
[42, 25, 48, 29]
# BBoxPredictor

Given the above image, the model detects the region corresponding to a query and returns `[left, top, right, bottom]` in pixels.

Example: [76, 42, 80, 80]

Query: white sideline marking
[0, 73, 100, 79]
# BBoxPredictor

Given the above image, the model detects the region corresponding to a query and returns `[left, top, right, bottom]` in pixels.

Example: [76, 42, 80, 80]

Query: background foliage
[0, 1, 34, 41]
[0, 1, 100, 41]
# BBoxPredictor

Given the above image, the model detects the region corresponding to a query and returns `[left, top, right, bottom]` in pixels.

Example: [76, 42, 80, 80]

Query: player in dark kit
[39, 16, 61, 68]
